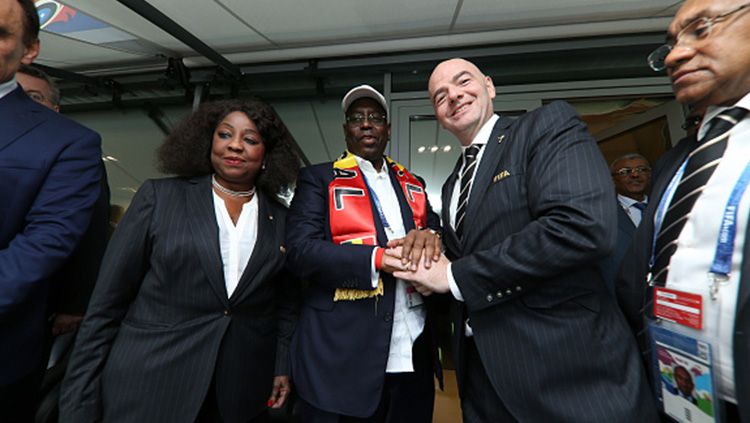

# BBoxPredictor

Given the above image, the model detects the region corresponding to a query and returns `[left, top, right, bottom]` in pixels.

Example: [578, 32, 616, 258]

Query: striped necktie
[650, 107, 748, 285]
[455, 144, 482, 239]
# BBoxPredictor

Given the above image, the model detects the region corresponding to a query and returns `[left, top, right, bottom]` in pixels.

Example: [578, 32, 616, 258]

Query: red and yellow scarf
[328, 151, 427, 301]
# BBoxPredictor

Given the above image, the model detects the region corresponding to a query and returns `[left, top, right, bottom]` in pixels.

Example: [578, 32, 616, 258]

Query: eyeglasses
[647, 2, 750, 71]
[613, 166, 651, 177]
[345, 113, 386, 126]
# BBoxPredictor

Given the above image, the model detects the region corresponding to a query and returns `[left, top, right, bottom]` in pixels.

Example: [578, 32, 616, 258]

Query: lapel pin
[268, 215, 274, 220]
[279, 245, 286, 253]
[497, 134, 505, 144]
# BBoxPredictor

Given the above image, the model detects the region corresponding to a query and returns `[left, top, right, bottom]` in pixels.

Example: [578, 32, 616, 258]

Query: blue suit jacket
[285, 161, 440, 417]
[0, 87, 102, 385]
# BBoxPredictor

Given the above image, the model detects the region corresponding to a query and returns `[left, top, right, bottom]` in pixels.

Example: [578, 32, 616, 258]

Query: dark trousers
[0, 370, 43, 423]
[298, 333, 435, 423]
[461, 337, 516, 423]
[195, 377, 269, 423]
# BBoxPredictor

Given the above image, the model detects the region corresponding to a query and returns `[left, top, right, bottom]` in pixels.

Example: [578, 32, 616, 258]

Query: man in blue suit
[0, 1, 103, 420]
[286, 85, 441, 422]
[598, 153, 651, 295]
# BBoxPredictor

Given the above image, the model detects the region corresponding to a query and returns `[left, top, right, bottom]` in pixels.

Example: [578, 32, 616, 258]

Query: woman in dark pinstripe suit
[60, 99, 300, 423]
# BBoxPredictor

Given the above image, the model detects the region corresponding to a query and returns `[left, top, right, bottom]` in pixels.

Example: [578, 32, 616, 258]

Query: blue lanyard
[709, 161, 750, 277]
[363, 177, 391, 232]
[650, 161, 688, 271]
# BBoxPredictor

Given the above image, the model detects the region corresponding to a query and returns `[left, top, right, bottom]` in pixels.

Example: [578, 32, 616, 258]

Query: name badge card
[649, 323, 718, 423]
[653, 287, 703, 330]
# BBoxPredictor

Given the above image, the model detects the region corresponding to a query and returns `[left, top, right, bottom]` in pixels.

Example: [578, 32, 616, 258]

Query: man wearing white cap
[285, 85, 442, 422]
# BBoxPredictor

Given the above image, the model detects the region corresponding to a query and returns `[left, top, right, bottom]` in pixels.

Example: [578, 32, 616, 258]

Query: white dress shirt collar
[461, 114, 499, 150]
[697, 92, 750, 140]
[0, 77, 18, 100]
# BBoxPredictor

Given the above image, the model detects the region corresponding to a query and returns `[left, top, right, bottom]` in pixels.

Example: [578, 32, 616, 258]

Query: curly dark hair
[158, 99, 300, 196]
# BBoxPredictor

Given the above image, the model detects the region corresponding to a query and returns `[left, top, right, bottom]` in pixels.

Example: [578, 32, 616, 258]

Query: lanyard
[709, 161, 750, 277]
[363, 176, 392, 233]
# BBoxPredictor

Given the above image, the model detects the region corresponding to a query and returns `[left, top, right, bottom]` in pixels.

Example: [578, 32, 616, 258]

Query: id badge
[405, 286, 424, 308]
[653, 287, 703, 330]
[648, 322, 719, 423]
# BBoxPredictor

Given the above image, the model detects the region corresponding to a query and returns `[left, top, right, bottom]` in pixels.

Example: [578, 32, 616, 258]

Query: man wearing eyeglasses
[599, 154, 652, 295]
[286, 85, 442, 422]
[619, 0, 750, 421]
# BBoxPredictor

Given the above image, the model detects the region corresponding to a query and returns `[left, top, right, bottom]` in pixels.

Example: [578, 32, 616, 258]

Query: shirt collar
[0, 77, 18, 100]
[618, 194, 647, 207]
[352, 153, 388, 178]
[697, 91, 750, 141]
[462, 114, 499, 151]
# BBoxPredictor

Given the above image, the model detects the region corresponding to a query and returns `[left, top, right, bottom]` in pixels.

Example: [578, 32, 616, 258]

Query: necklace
[212, 175, 255, 197]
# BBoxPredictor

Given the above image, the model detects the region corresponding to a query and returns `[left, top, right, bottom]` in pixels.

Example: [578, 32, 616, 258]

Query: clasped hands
[381, 229, 451, 295]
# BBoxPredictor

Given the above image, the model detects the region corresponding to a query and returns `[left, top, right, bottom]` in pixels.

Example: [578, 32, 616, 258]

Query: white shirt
[0, 77, 18, 100]
[659, 92, 750, 403]
[447, 114, 500, 303]
[213, 190, 259, 298]
[618, 194, 648, 227]
[355, 155, 426, 373]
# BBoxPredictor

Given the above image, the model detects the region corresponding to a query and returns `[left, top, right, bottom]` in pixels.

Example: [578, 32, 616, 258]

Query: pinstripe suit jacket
[442, 101, 658, 421]
[618, 133, 750, 420]
[59, 176, 297, 423]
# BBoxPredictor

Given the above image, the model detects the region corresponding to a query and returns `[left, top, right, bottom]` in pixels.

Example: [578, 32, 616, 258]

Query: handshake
[381, 228, 451, 296]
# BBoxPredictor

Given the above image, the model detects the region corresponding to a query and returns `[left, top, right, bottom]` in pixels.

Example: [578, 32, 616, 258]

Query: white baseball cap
[341, 84, 387, 116]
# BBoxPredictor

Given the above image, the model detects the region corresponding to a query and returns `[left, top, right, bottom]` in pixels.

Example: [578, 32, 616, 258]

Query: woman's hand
[267, 375, 291, 409]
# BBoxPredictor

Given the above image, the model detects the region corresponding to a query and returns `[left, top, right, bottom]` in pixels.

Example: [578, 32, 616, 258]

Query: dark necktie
[455, 144, 482, 239]
[650, 107, 748, 285]
[633, 202, 647, 212]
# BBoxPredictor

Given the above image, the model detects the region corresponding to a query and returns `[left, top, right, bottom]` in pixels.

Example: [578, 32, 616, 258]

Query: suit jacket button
[486, 294, 493, 302]
[223, 309, 231, 316]
[506, 289, 512, 295]
[384, 312, 392, 322]
[516, 286, 522, 291]
[496, 291, 503, 298]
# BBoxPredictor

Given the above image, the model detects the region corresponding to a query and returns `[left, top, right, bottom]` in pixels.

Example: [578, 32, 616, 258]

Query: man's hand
[391, 252, 451, 295]
[51, 313, 84, 336]
[387, 229, 441, 270]
[267, 375, 291, 409]
[381, 248, 409, 274]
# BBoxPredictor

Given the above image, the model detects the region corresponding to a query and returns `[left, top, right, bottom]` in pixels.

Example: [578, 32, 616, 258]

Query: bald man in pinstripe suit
[394, 58, 658, 422]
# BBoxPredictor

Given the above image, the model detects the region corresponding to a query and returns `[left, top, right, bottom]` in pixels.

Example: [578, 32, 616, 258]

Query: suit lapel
[230, 192, 276, 303]
[461, 117, 513, 244]
[187, 176, 230, 306]
[617, 206, 636, 235]
[0, 88, 45, 153]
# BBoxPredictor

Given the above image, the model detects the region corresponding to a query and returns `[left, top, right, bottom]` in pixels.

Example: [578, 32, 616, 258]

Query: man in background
[598, 153, 651, 295]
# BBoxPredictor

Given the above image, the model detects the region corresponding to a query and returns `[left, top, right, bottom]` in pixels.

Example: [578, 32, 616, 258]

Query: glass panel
[408, 116, 461, 216]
